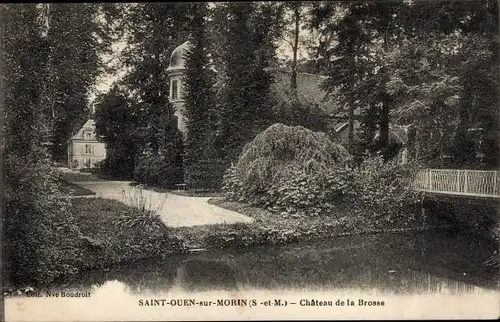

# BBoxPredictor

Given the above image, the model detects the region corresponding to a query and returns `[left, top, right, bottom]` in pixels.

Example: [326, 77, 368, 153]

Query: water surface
[50, 229, 499, 295]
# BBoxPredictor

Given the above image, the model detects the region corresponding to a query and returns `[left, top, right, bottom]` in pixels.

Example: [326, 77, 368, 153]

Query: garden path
[60, 168, 253, 228]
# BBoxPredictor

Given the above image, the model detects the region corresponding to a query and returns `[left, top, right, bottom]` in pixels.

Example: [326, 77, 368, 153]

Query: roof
[167, 41, 191, 72]
[68, 119, 98, 141]
[271, 69, 338, 114]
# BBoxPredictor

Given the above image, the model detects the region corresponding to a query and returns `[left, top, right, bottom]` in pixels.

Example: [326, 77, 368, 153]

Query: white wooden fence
[413, 169, 500, 198]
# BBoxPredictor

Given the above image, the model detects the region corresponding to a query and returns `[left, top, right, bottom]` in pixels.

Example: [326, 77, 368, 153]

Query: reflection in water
[175, 258, 241, 292]
[51, 230, 498, 296]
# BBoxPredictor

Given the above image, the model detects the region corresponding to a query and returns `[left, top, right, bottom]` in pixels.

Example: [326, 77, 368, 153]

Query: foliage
[214, 2, 279, 163]
[133, 154, 184, 189]
[308, 1, 499, 168]
[223, 123, 349, 204]
[272, 98, 331, 133]
[94, 85, 139, 179]
[36, 3, 115, 162]
[96, 3, 190, 182]
[2, 4, 87, 287]
[183, 3, 220, 189]
[118, 3, 192, 156]
[121, 186, 166, 215]
[4, 158, 82, 286]
[115, 187, 167, 233]
[185, 159, 226, 191]
[222, 122, 421, 223]
[71, 198, 186, 271]
[346, 157, 423, 221]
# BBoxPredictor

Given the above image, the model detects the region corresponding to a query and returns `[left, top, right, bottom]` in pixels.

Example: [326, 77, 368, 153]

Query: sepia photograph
[1, 1, 499, 321]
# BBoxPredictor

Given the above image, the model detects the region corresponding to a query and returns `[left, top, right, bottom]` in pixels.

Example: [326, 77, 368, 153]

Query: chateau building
[166, 41, 191, 134]
[67, 119, 106, 169]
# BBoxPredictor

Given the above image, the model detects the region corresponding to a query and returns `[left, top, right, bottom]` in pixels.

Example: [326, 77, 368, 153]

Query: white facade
[67, 119, 106, 169]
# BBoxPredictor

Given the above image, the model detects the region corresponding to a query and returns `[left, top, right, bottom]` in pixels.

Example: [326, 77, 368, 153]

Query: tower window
[171, 79, 179, 100]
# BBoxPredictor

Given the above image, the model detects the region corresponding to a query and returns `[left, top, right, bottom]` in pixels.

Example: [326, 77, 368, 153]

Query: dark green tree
[215, 2, 277, 163]
[310, 1, 403, 158]
[96, 3, 193, 185]
[385, 0, 499, 168]
[309, 1, 499, 168]
[183, 3, 221, 189]
[94, 85, 140, 179]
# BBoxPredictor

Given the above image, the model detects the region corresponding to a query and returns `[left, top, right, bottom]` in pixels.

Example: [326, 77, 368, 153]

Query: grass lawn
[171, 198, 364, 250]
[131, 182, 222, 197]
[59, 179, 96, 196]
[69, 198, 185, 272]
[59, 170, 101, 182]
[171, 197, 431, 251]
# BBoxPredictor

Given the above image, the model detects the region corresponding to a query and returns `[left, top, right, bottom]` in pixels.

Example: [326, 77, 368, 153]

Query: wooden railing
[412, 169, 500, 198]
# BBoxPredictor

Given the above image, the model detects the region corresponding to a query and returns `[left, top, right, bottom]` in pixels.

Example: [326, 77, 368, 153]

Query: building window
[85, 144, 94, 155]
[85, 132, 92, 140]
[171, 79, 179, 100]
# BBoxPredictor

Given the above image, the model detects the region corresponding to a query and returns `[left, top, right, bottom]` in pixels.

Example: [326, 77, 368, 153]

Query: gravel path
[60, 168, 253, 228]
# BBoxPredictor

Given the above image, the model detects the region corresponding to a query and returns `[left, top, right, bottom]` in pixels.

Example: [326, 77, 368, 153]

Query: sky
[90, 7, 318, 105]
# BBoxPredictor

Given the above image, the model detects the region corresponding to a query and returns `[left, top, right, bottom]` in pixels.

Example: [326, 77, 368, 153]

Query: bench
[175, 183, 187, 191]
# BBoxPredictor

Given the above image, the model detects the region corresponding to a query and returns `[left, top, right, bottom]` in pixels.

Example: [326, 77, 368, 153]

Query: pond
[5, 229, 499, 321]
[49, 229, 498, 295]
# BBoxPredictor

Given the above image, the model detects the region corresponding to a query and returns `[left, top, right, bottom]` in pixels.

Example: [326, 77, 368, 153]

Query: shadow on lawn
[59, 179, 96, 196]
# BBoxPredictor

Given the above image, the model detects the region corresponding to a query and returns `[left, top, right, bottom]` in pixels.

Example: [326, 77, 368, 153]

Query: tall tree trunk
[379, 92, 390, 160]
[38, 4, 56, 152]
[290, 3, 299, 101]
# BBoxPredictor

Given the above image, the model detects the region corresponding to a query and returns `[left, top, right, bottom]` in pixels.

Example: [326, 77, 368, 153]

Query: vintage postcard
[2, 1, 499, 321]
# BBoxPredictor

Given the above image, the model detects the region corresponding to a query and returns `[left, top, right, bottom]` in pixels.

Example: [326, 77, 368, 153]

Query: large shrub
[223, 123, 350, 205]
[4, 155, 83, 286]
[185, 159, 226, 191]
[345, 156, 423, 222]
[133, 155, 184, 189]
[223, 123, 422, 224]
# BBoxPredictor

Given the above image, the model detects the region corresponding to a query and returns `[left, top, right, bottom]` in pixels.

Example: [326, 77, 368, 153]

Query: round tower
[167, 41, 191, 134]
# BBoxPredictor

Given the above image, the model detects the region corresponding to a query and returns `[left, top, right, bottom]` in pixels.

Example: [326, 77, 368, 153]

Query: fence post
[428, 170, 432, 190]
[494, 171, 498, 196]
[464, 171, 468, 194]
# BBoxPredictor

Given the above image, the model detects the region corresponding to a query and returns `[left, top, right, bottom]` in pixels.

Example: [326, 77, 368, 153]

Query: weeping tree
[223, 123, 349, 202]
